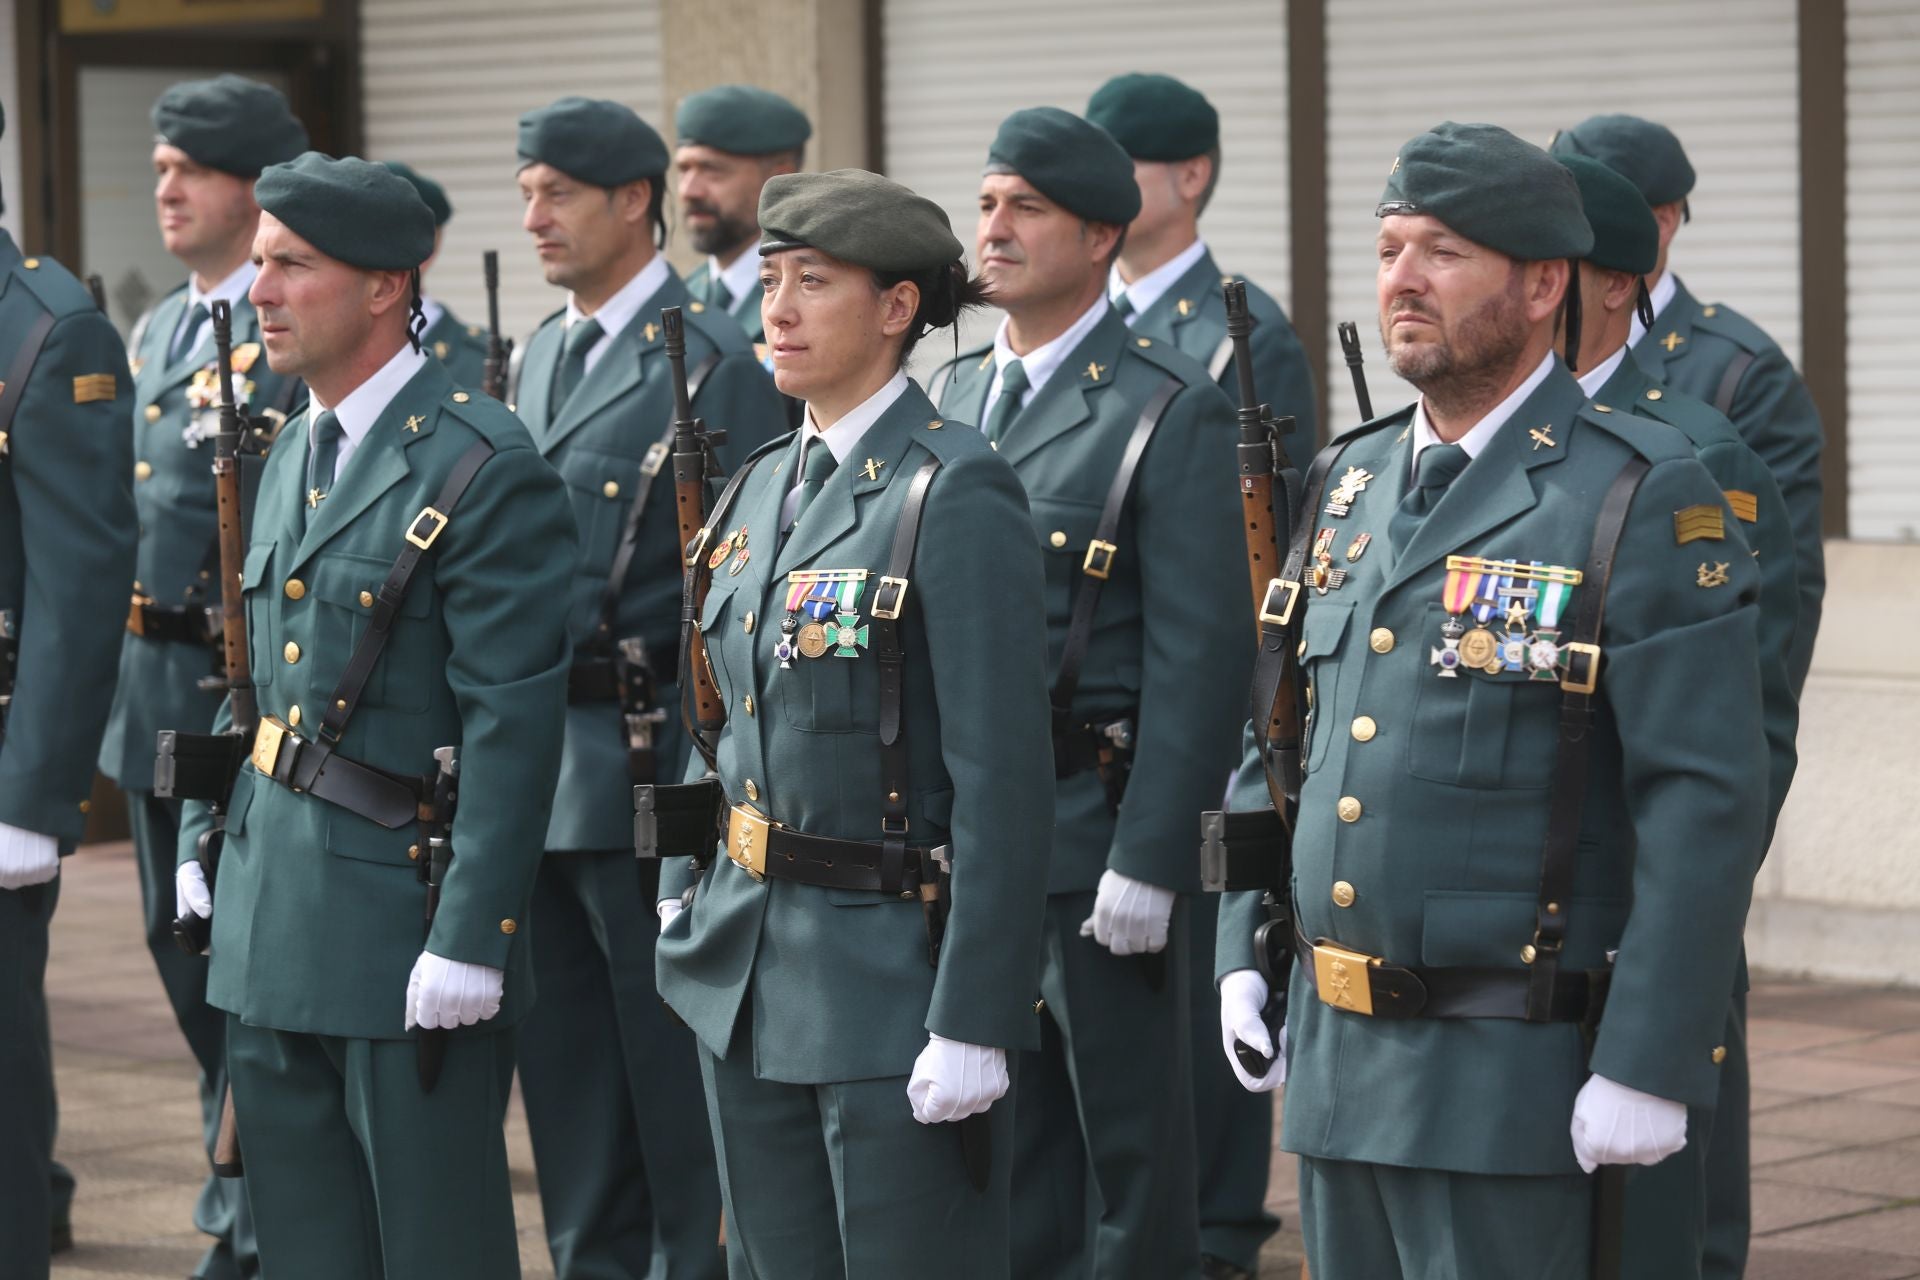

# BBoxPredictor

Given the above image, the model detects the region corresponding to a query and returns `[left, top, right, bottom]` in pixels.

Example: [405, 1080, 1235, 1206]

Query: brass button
[1136, 337, 1152, 347]
[1033, 998, 1047, 1014]
[408, 844, 420, 861]
[144, 404, 162, 423]
[287, 705, 301, 727]
[499, 918, 517, 934]
[1711, 1045, 1728, 1065]
[1049, 530, 1068, 548]
[1331, 880, 1356, 908]
[1645, 389, 1663, 401]
[1703, 305, 1718, 318]
[78, 799, 91, 814]
[1369, 627, 1395, 654]
[1337, 795, 1362, 823]
[283, 641, 300, 664]
[284, 579, 306, 600]
[134, 460, 153, 481]
[1351, 715, 1377, 742]
[23, 257, 39, 269]
[1593, 403, 1613, 413]
[1521, 944, 1538, 964]
[358, 590, 374, 608]
[452, 392, 471, 403]
[743, 611, 755, 635]
[743, 695, 754, 716]
[744, 779, 759, 802]
[602, 480, 620, 499]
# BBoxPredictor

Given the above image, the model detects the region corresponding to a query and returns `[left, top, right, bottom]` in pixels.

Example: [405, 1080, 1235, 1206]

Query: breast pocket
[697, 580, 739, 708]
[307, 552, 435, 713]
[241, 544, 275, 690]
[1299, 601, 1354, 772]
[1406, 602, 1560, 789]
[775, 592, 881, 736]
[1029, 494, 1138, 629]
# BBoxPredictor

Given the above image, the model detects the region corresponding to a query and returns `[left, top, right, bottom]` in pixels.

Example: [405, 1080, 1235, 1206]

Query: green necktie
[709, 275, 734, 312]
[984, 359, 1030, 446]
[791, 438, 838, 528]
[1113, 292, 1135, 321]
[1387, 442, 1470, 556]
[554, 317, 604, 409]
[305, 410, 344, 526]
[170, 302, 209, 365]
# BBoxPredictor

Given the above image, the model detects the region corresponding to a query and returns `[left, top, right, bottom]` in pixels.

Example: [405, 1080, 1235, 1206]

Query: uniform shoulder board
[1690, 299, 1775, 357]
[1577, 402, 1694, 465]
[1330, 402, 1415, 445]
[437, 386, 530, 448]
[1123, 330, 1217, 386]
[681, 301, 753, 355]
[12, 254, 96, 319]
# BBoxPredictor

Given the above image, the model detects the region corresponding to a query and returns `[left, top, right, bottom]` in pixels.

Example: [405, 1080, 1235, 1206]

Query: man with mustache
[1216, 122, 1767, 1279]
[676, 84, 810, 346]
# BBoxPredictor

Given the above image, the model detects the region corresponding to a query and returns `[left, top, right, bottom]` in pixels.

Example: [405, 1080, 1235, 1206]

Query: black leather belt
[567, 643, 676, 703]
[127, 597, 218, 646]
[1200, 807, 1285, 893]
[1292, 927, 1608, 1023]
[1052, 714, 1134, 781]
[726, 802, 940, 896]
[249, 717, 426, 830]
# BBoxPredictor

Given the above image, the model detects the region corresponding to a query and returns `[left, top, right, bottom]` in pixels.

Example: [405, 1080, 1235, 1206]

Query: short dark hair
[1197, 147, 1222, 216]
[644, 176, 667, 250]
[872, 261, 994, 369]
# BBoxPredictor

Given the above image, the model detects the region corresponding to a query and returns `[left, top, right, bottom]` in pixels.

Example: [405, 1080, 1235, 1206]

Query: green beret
[985, 107, 1140, 226]
[151, 75, 308, 179]
[381, 161, 452, 228]
[1379, 121, 1593, 261]
[758, 169, 961, 273]
[255, 153, 435, 272]
[1085, 72, 1218, 162]
[1556, 154, 1658, 276]
[518, 97, 668, 187]
[1549, 114, 1695, 207]
[676, 84, 811, 157]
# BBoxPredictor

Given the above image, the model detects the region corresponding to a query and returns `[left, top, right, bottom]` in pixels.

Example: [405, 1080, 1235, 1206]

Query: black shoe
[50, 1222, 74, 1255]
[1201, 1254, 1256, 1280]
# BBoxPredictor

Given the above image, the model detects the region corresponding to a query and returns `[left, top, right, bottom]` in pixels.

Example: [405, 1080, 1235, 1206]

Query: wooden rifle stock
[481, 251, 512, 402]
[662, 307, 726, 752]
[1224, 282, 1285, 633]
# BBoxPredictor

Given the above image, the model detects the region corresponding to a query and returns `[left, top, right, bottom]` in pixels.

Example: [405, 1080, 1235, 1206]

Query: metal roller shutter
[881, 0, 1291, 373]
[1323, 0, 1801, 434]
[360, 0, 664, 342]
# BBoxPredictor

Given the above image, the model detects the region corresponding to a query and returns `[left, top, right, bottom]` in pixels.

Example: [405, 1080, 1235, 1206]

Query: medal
[1497, 632, 1528, 672]
[796, 621, 830, 659]
[775, 614, 799, 668]
[1324, 466, 1374, 518]
[1430, 616, 1465, 677]
[707, 532, 736, 571]
[1457, 626, 1498, 670]
[728, 529, 751, 575]
[1526, 632, 1562, 679]
[1346, 532, 1371, 563]
[824, 612, 869, 657]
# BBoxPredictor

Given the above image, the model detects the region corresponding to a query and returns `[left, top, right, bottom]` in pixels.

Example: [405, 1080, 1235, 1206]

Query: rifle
[1337, 321, 1374, 422]
[85, 274, 107, 313]
[481, 251, 512, 403]
[416, 746, 460, 1091]
[663, 306, 728, 768]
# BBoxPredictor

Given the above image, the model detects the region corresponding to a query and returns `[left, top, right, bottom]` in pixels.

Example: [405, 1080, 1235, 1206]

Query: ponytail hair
[873, 259, 995, 369]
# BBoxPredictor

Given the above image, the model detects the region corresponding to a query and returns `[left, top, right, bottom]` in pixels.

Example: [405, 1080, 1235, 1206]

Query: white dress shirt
[564, 254, 671, 377]
[1108, 237, 1209, 324]
[981, 295, 1111, 426]
[780, 371, 910, 528]
[1627, 270, 1680, 348]
[307, 342, 430, 484]
[172, 260, 258, 358]
[707, 250, 763, 318]
[1575, 345, 1630, 399]
[1409, 349, 1557, 478]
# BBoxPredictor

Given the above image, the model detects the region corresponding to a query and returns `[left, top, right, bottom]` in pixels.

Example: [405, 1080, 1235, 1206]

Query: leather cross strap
[1525, 455, 1650, 1021]
[253, 717, 425, 830]
[1049, 377, 1181, 730]
[1293, 928, 1610, 1023]
[870, 457, 942, 896]
[1712, 350, 1755, 419]
[0, 311, 58, 447]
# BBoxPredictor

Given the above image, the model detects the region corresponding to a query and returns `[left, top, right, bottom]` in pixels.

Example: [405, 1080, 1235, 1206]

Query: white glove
[1570, 1073, 1688, 1173]
[1220, 968, 1287, 1091]
[175, 860, 213, 920]
[0, 823, 60, 890]
[657, 897, 684, 929]
[906, 1033, 1009, 1125]
[404, 951, 505, 1031]
[1078, 868, 1175, 956]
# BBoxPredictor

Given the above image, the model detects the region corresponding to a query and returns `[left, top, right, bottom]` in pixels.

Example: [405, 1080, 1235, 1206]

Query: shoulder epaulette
[1690, 300, 1776, 357]
[11, 254, 96, 319]
[1578, 401, 1695, 465]
[439, 387, 531, 448]
[1123, 331, 1215, 385]
[682, 303, 752, 354]
[1330, 403, 1415, 445]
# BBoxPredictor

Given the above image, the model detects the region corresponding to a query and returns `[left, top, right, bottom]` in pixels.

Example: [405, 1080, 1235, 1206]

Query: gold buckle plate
[251, 717, 290, 776]
[726, 803, 772, 881]
[871, 575, 909, 620]
[406, 506, 449, 551]
[1258, 578, 1300, 628]
[1082, 540, 1118, 580]
[1560, 642, 1602, 694]
[1311, 939, 1378, 1016]
[685, 526, 713, 569]
[126, 594, 152, 637]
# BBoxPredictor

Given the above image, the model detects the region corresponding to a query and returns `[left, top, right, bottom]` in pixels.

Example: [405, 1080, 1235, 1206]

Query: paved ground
[41, 841, 1920, 1278]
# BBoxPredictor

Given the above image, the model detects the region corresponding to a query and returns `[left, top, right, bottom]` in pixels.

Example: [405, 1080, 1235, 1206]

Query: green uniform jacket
[99, 288, 302, 791]
[179, 359, 576, 1039]
[0, 232, 136, 846]
[1126, 247, 1317, 464]
[423, 304, 487, 391]
[684, 261, 763, 344]
[656, 383, 1055, 1082]
[513, 268, 786, 851]
[933, 311, 1250, 894]
[1219, 365, 1766, 1176]
[1592, 354, 1798, 833]
[1633, 276, 1823, 694]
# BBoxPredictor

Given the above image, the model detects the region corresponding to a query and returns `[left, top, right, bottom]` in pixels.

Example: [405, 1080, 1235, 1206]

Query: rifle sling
[0, 312, 58, 446]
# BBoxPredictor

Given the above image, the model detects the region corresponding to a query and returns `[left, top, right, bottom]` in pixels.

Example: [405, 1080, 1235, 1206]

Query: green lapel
[289, 361, 446, 570]
[772, 386, 927, 578]
[996, 308, 1126, 467]
[544, 319, 646, 453]
[146, 290, 200, 386]
[515, 321, 560, 435]
[1633, 275, 1701, 382]
[1133, 247, 1221, 345]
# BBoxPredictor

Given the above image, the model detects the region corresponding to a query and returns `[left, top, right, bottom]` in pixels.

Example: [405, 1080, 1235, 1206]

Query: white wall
[1, 0, 21, 244]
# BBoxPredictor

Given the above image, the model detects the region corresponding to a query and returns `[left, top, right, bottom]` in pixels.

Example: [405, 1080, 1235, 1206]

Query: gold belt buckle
[1311, 939, 1378, 1016]
[251, 716, 291, 776]
[126, 593, 153, 637]
[726, 803, 771, 881]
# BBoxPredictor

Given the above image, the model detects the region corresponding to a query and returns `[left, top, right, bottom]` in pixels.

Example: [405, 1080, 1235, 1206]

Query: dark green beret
[758, 169, 961, 273]
[381, 161, 452, 228]
[1549, 114, 1695, 207]
[676, 84, 811, 157]
[255, 153, 435, 272]
[1085, 72, 1219, 162]
[1379, 121, 1593, 261]
[518, 97, 668, 187]
[150, 75, 308, 179]
[985, 107, 1140, 226]
[1556, 154, 1658, 276]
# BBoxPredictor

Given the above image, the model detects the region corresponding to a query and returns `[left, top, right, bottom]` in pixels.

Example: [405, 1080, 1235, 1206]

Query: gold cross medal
[1324, 466, 1374, 518]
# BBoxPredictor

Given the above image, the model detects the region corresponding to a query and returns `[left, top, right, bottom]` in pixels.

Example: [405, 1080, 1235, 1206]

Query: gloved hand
[0, 823, 60, 890]
[1570, 1073, 1688, 1173]
[1078, 868, 1174, 956]
[1220, 968, 1287, 1091]
[657, 897, 684, 929]
[175, 860, 212, 920]
[906, 1034, 1009, 1125]
[404, 952, 505, 1032]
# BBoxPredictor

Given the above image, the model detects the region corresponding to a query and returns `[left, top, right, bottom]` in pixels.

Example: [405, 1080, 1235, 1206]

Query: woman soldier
[654, 169, 1054, 1277]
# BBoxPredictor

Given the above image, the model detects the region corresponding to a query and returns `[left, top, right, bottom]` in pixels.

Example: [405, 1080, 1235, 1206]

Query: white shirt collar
[987, 294, 1111, 417]
[710, 250, 763, 316]
[803, 371, 910, 466]
[1628, 270, 1680, 347]
[1410, 349, 1557, 477]
[307, 342, 430, 481]
[1575, 344, 1630, 398]
[1108, 237, 1209, 322]
[565, 254, 671, 350]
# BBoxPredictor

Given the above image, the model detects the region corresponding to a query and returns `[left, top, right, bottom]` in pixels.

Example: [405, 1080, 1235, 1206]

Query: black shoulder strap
[1525, 454, 1651, 1020]
[0, 311, 59, 448]
[316, 438, 497, 744]
[592, 350, 722, 649]
[1712, 351, 1754, 418]
[1048, 376, 1182, 725]
[869, 457, 942, 894]
[926, 360, 956, 410]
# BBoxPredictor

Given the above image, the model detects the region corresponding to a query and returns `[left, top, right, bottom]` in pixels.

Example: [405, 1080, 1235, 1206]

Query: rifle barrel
[1337, 321, 1374, 421]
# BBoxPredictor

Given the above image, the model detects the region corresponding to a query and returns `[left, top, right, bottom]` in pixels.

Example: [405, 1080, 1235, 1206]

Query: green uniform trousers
[130, 792, 258, 1279]
[698, 1012, 1015, 1279]
[2, 878, 58, 1280]
[1298, 1155, 1592, 1280]
[225, 1016, 519, 1280]
[1188, 891, 1276, 1271]
[1011, 891, 1200, 1280]
[517, 851, 724, 1280]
